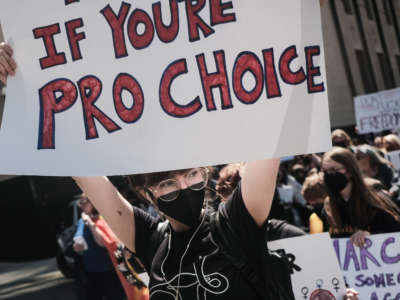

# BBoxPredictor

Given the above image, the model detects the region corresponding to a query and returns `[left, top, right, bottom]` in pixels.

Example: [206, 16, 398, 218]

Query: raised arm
[82, 212, 105, 247]
[73, 176, 136, 252]
[241, 158, 280, 227]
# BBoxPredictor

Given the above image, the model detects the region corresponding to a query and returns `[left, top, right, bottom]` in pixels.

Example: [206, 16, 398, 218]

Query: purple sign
[333, 233, 400, 300]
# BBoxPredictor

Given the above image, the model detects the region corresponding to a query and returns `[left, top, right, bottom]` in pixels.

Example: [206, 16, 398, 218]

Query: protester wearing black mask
[321, 147, 400, 247]
[290, 164, 306, 185]
[301, 173, 329, 234]
[71, 158, 288, 300]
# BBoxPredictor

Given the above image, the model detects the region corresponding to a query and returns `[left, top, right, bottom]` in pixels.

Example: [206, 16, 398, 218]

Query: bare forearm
[73, 176, 136, 252]
[241, 158, 280, 227]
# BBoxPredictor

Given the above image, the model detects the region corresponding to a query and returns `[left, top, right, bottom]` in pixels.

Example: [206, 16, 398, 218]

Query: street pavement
[0, 258, 76, 300]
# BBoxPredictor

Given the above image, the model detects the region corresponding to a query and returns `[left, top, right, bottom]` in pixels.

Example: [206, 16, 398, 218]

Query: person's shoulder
[133, 205, 164, 237]
[267, 219, 306, 241]
[217, 183, 242, 216]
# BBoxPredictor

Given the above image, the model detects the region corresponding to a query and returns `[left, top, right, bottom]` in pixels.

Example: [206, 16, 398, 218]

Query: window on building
[342, 0, 353, 15]
[355, 49, 377, 93]
[383, 0, 393, 25]
[377, 52, 395, 89]
[363, 0, 374, 20]
[396, 55, 400, 78]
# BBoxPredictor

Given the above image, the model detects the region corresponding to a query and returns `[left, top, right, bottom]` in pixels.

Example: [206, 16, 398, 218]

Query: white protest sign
[354, 88, 400, 134]
[0, 0, 331, 176]
[268, 233, 346, 300]
[385, 151, 400, 171]
[333, 233, 400, 300]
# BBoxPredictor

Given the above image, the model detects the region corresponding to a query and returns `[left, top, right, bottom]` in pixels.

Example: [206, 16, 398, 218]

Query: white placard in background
[385, 151, 400, 171]
[354, 88, 400, 134]
[268, 233, 346, 300]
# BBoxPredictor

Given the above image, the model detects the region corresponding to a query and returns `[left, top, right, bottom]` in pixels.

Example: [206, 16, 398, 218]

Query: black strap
[210, 212, 269, 300]
[210, 212, 296, 300]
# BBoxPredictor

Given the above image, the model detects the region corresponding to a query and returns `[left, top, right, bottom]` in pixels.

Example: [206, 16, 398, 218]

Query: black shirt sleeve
[133, 207, 163, 272]
[266, 219, 306, 241]
[218, 183, 268, 274]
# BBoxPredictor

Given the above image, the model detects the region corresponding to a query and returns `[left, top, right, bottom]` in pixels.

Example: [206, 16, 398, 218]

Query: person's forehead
[333, 136, 345, 141]
[169, 169, 191, 177]
[308, 197, 325, 204]
[151, 169, 192, 185]
[322, 158, 344, 169]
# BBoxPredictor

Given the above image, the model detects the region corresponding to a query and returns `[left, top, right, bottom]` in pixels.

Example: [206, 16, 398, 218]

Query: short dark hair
[127, 168, 195, 204]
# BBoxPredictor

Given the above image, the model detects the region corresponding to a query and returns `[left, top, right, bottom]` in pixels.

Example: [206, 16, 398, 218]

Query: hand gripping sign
[0, 0, 331, 176]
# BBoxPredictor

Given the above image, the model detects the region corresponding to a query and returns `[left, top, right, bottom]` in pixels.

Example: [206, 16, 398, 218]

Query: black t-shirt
[133, 184, 266, 300]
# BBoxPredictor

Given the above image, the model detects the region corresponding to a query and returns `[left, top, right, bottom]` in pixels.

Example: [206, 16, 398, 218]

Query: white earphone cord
[158, 198, 209, 300]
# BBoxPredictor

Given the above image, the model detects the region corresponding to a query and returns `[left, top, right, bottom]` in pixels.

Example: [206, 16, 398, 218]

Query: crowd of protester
[75, 129, 400, 300]
[3, 41, 399, 300]
[208, 129, 400, 245]
[79, 129, 397, 300]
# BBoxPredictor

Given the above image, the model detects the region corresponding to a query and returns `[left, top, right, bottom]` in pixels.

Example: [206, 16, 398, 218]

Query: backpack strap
[210, 212, 268, 300]
[210, 212, 296, 300]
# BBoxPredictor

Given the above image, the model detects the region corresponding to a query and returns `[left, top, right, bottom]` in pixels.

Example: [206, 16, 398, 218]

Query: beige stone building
[1, 1, 399, 129]
[321, 0, 400, 128]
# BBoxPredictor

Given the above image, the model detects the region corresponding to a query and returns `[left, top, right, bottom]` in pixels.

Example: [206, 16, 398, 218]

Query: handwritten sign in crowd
[354, 88, 400, 134]
[269, 233, 346, 300]
[0, 0, 330, 175]
[334, 233, 400, 300]
[385, 150, 400, 171]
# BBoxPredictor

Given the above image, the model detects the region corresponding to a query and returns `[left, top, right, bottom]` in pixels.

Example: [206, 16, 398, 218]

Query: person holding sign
[322, 147, 400, 247]
[0, 42, 294, 300]
[72, 165, 287, 300]
[73, 195, 126, 300]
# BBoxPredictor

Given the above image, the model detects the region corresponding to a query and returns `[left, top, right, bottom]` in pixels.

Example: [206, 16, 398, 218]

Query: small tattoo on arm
[117, 210, 123, 216]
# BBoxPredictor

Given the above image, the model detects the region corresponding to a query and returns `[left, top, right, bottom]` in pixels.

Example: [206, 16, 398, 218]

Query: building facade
[0, 25, 4, 132]
[321, 0, 400, 128]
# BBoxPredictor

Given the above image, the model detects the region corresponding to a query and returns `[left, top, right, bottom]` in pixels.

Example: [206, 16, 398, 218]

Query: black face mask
[323, 171, 348, 193]
[313, 203, 324, 214]
[157, 188, 205, 228]
[293, 171, 305, 184]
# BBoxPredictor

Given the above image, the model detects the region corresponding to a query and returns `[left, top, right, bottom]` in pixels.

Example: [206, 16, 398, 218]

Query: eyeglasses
[150, 168, 208, 202]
